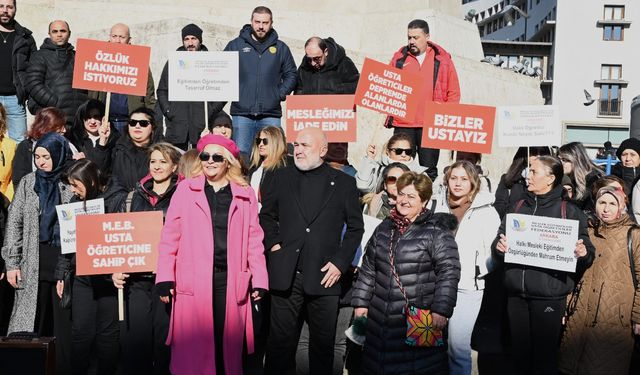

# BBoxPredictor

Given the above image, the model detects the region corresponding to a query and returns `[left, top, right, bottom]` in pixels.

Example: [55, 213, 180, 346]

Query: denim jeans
[448, 289, 483, 375]
[232, 115, 281, 158]
[0, 95, 27, 142]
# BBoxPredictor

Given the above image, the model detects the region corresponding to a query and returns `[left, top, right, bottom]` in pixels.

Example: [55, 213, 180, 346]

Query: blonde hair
[178, 149, 202, 179]
[193, 146, 248, 187]
[249, 126, 288, 171]
[444, 161, 481, 202]
[0, 104, 6, 139]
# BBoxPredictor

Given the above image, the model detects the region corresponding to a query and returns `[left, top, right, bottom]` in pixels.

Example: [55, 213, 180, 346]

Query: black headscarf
[34, 132, 70, 246]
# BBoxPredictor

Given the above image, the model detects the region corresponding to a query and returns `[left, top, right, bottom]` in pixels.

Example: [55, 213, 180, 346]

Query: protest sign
[354, 58, 424, 122]
[285, 95, 356, 142]
[421, 103, 496, 154]
[72, 38, 150, 96]
[76, 211, 164, 276]
[168, 51, 239, 102]
[497, 105, 561, 147]
[505, 213, 579, 273]
[56, 199, 105, 254]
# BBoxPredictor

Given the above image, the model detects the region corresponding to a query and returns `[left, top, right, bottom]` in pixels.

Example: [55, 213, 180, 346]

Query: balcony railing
[598, 99, 622, 117]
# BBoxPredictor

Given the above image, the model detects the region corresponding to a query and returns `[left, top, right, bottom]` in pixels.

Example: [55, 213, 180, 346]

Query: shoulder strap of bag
[125, 190, 135, 213]
[628, 226, 639, 290]
[561, 200, 567, 219]
[388, 229, 410, 308]
[514, 199, 525, 213]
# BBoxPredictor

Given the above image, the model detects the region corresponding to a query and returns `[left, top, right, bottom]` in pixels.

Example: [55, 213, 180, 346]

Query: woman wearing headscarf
[1, 132, 74, 374]
[559, 186, 640, 375]
[155, 135, 268, 374]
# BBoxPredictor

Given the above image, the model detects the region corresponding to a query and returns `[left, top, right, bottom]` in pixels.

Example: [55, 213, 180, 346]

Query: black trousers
[35, 280, 72, 375]
[0, 277, 14, 336]
[120, 277, 171, 375]
[71, 276, 119, 375]
[507, 296, 565, 375]
[265, 272, 339, 375]
[173, 142, 198, 152]
[393, 127, 440, 180]
[214, 271, 227, 375]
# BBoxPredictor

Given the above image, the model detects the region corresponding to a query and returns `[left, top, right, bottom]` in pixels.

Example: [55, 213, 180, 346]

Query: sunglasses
[386, 176, 399, 184]
[256, 137, 269, 146]
[86, 115, 102, 121]
[388, 148, 414, 157]
[198, 152, 225, 163]
[128, 119, 151, 128]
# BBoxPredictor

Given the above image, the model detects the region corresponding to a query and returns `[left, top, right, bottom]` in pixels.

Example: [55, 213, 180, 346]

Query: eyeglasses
[307, 56, 323, 64]
[386, 176, 399, 184]
[128, 119, 151, 128]
[388, 148, 414, 157]
[255, 137, 269, 146]
[198, 152, 225, 163]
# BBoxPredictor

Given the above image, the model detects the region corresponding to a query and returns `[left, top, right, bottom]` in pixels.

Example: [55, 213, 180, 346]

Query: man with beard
[157, 23, 225, 151]
[294, 36, 360, 374]
[88, 23, 157, 134]
[260, 127, 364, 375]
[0, 0, 36, 141]
[24, 20, 87, 128]
[387, 19, 460, 181]
[224, 6, 297, 159]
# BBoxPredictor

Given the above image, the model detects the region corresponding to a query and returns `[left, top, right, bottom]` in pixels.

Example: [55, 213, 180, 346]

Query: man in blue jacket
[224, 6, 297, 158]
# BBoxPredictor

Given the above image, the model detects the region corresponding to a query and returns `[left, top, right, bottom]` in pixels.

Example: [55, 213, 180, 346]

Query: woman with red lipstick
[559, 186, 640, 375]
[431, 160, 500, 375]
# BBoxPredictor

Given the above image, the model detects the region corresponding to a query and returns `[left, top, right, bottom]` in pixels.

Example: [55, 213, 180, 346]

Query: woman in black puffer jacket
[493, 155, 595, 375]
[352, 172, 461, 375]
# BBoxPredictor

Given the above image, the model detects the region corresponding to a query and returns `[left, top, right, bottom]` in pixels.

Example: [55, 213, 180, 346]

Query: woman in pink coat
[156, 135, 268, 374]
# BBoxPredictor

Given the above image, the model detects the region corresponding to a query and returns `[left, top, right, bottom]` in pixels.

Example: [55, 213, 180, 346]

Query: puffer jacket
[224, 25, 297, 117]
[433, 190, 501, 290]
[492, 185, 595, 299]
[388, 41, 460, 128]
[128, 174, 181, 218]
[559, 214, 640, 375]
[24, 38, 87, 124]
[295, 37, 359, 95]
[352, 211, 460, 374]
[156, 45, 225, 145]
[10, 21, 37, 103]
[110, 132, 162, 191]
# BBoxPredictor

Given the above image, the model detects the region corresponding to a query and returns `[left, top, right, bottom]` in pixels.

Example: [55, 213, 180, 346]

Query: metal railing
[598, 99, 622, 117]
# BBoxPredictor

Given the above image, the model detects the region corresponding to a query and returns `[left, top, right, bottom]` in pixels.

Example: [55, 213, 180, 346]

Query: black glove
[156, 281, 175, 298]
[251, 288, 267, 299]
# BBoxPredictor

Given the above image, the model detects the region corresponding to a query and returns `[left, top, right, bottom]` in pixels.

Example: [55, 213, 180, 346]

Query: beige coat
[559, 215, 640, 375]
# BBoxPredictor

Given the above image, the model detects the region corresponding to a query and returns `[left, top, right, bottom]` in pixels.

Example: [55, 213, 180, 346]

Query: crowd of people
[0, 2, 639, 375]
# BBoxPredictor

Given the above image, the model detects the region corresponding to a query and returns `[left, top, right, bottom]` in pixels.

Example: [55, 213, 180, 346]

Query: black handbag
[59, 271, 72, 309]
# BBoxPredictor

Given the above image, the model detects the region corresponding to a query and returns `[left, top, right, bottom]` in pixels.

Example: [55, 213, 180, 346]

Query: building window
[601, 64, 622, 80]
[604, 25, 624, 41]
[604, 5, 625, 20]
[599, 84, 622, 117]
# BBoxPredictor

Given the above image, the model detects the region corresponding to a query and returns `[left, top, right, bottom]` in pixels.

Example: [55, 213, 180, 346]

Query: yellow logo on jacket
[269, 46, 277, 54]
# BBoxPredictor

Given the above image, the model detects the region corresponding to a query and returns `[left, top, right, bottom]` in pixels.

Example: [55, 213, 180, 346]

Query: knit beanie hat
[182, 24, 203, 42]
[324, 143, 348, 165]
[616, 137, 640, 161]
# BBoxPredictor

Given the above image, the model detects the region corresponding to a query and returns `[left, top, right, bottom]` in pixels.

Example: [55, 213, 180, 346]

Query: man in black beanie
[156, 23, 224, 150]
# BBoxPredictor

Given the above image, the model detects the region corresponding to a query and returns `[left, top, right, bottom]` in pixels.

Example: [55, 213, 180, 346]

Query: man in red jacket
[388, 19, 460, 180]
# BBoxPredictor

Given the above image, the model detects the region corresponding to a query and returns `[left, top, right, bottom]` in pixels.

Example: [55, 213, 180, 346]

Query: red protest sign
[354, 57, 424, 122]
[421, 103, 496, 154]
[285, 95, 357, 142]
[75, 211, 163, 275]
[72, 38, 151, 96]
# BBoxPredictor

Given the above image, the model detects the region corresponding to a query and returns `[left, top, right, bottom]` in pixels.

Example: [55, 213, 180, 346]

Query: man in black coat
[24, 20, 87, 127]
[0, 0, 36, 142]
[295, 36, 359, 170]
[156, 23, 224, 151]
[260, 127, 364, 375]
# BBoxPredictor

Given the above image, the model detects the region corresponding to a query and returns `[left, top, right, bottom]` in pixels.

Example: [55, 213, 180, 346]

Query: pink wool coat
[156, 176, 268, 375]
